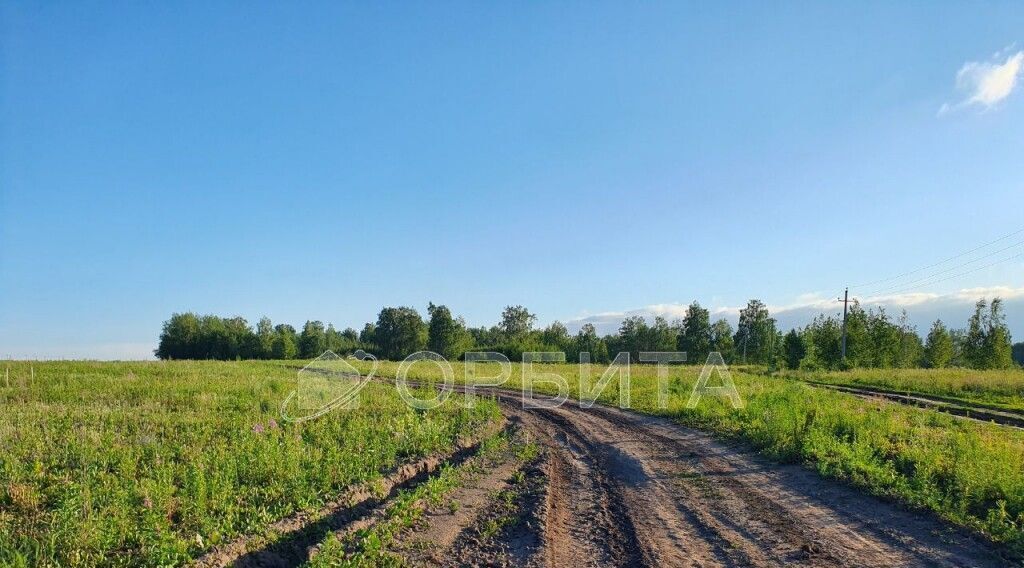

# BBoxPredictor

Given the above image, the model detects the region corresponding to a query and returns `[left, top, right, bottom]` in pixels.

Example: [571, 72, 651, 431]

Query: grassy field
[3, 359, 1024, 565]
[776, 367, 1024, 412]
[343, 359, 1024, 555]
[0, 361, 499, 567]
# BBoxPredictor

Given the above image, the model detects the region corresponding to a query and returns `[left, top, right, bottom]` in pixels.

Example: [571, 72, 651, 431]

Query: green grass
[4, 359, 1023, 563]
[305, 462, 463, 568]
[304, 431, 516, 567]
[342, 359, 1024, 555]
[777, 367, 1024, 412]
[0, 361, 499, 567]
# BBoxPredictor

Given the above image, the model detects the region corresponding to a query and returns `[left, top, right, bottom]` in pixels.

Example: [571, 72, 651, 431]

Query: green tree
[570, 323, 609, 363]
[468, 326, 501, 348]
[499, 305, 536, 340]
[950, 328, 968, 367]
[427, 302, 467, 360]
[155, 312, 202, 360]
[804, 314, 843, 369]
[359, 323, 377, 348]
[677, 302, 712, 364]
[1013, 342, 1024, 367]
[195, 315, 256, 360]
[960, 298, 1013, 369]
[617, 316, 649, 362]
[783, 329, 806, 369]
[648, 316, 678, 352]
[256, 317, 275, 359]
[323, 326, 360, 355]
[983, 298, 1014, 369]
[963, 300, 987, 368]
[894, 311, 923, 368]
[842, 302, 870, 366]
[541, 321, 572, 352]
[225, 316, 258, 359]
[866, 308, 902, 368]
[709, 318, 735, 362]
[923, 320, 954, 369]
[299, 320, 327, 358]
[733, 299, 778, 364]
[271, 329, 298, 359]
[375, 306, 427, 360]
[615, 315, 676, 361]
[324, 323, 344, 354]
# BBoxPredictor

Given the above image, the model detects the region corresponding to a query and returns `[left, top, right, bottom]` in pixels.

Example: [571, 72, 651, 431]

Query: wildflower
[142, 496, 153, 509]
[268, 418, 279, 430]
[252, 423, 265, 434]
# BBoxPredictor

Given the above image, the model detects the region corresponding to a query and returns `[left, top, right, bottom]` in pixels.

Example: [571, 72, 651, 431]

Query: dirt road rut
[468, 390, 1007, 568]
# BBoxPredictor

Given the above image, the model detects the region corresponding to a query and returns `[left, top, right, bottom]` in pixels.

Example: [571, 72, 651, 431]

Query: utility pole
[839, 287, 849, 360]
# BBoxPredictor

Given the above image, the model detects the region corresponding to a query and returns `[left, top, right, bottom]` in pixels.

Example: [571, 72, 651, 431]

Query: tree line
[789, 298, 1016, 370]
[156, 298, 1022, 370]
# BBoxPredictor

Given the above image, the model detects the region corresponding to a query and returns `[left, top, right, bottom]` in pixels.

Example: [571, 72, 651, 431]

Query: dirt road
[198, 383, 1010, 567]
[434, 388, 1009, 568]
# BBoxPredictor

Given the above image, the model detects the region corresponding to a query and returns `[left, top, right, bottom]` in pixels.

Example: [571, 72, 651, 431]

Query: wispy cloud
[939, 47, 1023, 115]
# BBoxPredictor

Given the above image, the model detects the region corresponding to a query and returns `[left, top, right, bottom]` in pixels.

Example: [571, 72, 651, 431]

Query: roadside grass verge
[341, 359, 1024, 556]
[0, 361, 499, 567]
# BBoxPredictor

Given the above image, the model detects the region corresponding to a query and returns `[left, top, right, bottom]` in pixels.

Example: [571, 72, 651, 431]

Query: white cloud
[939, 48, 1023, 115]
[865, 286, 1024, 306]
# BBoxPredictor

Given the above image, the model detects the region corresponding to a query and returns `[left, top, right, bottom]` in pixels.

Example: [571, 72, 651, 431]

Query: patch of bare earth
[392, 417, 546, 567]
[482, 391, 1010, 568]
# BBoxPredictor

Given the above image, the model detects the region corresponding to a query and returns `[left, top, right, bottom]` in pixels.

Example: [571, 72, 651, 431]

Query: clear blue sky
[2, 2, 1023, 358]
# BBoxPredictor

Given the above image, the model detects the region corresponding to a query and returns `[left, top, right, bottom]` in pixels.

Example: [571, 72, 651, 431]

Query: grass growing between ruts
[776, 366, 1024, 412]
[343, 359, 1024, 556]
[304, 431, 514, 567]
[0, 361, 499, 567]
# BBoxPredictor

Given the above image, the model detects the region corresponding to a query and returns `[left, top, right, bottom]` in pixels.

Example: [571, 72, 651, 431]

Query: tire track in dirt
[467, 387, 1010, 568]
[191, 422, 502, 568]
[392, 417, 546, 567]
[507, 405, 648, 567]
[197, 375, 1011, 568]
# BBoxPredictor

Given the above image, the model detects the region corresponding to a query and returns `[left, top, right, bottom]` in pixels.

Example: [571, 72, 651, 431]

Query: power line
[864, 250, 1024, 298]
[849, 226, 1024, 289]
[865, 238, 1024, 296]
